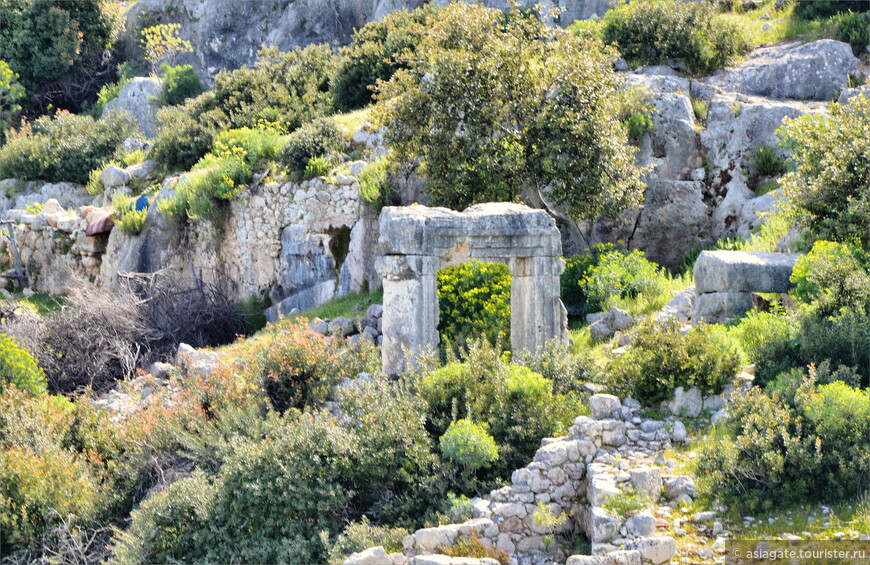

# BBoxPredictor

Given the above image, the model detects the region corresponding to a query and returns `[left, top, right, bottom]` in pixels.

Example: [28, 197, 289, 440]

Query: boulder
[41, 198, 64, 215]
[665, 386, 703, 418]
[343, 546, 391, 565]
[629, 466, 661, 502]
[657, 287, 695, 323]
[567, 551, 641, 565]
[411, 556, 499, 565]
[101, 165, 132, 189]
[706, 40, 859, 100]
[624, 511, 657, 537]
[102, 77, 164, 138]
[693, 291, 754, 324]
[625, 536, 677, 565]
[663, 475, 698, 500]
[693, 250, 802, 294]
[589, 394, 621, 420]
[838, 85, 870, 105]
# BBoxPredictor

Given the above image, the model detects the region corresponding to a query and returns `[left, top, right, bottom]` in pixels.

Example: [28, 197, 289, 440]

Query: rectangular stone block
[693, 250, 802, 294]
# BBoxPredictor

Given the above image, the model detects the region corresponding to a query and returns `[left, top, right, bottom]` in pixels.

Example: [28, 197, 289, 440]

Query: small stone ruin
[692, 250, 802, 323]
[375, 203, 569, 374]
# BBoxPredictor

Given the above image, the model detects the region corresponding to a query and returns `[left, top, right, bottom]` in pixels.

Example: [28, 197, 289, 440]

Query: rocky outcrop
[704, 40, 859, 101]
[102, 77, 164, 138]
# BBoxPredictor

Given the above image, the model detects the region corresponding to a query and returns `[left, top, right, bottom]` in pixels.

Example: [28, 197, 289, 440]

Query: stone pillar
[375, 254, 440, 374]
[510, 256, 568, 353]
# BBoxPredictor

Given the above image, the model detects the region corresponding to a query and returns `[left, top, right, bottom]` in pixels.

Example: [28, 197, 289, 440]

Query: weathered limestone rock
[590, 394, 621, 420]
[664, 386, 703, 418]
[625, 511, 657, 537]
[411, 556, 499, 565]
[101, 165, 132, 189]
[376, 203, 567, 374]
[693, 291, 755, 324]
[706, 40, 859, 100]
[343, 546, 392, 565]
[694, 251, 802, 294]
[102, 77, 164, 138]
[567, 551, 642, 565]
[629, 467, 662, 502]
[625, 536, 677, 565]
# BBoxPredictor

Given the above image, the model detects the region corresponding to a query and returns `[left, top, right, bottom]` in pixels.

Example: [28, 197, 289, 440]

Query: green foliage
[359, 156, 397, 212]
[0, 59, 24, 135]
[213, 126, 285, 166]
[439, 419, 498, 472]
[111, 193, 147, 236]
[331, 5, 433, 112]
[752, 144, 785, 177]
[375, 2, 644, 219]
[561, 243, 618, 314]
[513, 339, 599, 396]
[304, 156, 332, 180]
[581, 249, 668, 312]
[160, 63, 204, 106]
[601, 487, 649, 518]
[832, 10, 870, 48]
[436, 260, 511, 352]
[0, 0, 124, 112]
[280, 117, 343, 175]
[323, 516, 409, 565]
[440, 492, 473, 524]
[698, 371, 870, 512]
[420, 343, 576, 475]
[0, 334, 46, 396]
[602, 0, 751, 75]
[778, 95, 870, 247]
[151, 44, 336, 170]
[618, 86, 655, 144]
[0, 110, 137, 184]
[439, 534, 510, 565]
[606, 318, 741, 405]
[691, 97, 708, 125]
[790, 240, 870, 316]
[792, 1, 867, 20]
[140, 23, 193, 74]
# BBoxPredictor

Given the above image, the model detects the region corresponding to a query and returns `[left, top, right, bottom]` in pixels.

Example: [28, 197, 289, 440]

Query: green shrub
[160, 63, 204, 106]
[331, 6, 433, 112]
[792, 1, 867, 20]
[0, 110, 137, 184]
[778, 95, 870, 247]
[440, 419, 499, 472]
[618, 86, 655, 143]
[581, 249, 667, 312]
[790, 240, 870, 316]
[359, 156, 397, 212]
[0, 59, 25, 135]
[150, 104, 216, 171]
[436, 260, 511, 352]
[513, 339, 599, 395]
[304, 156, 332, 180]
[111, 193, 148, 236]
[691, 97, 708, 125]
[601, 487, 650, 518]
[439, 534, 509, 565]
[799, 309, 870, 389]
[698, 371, 870, 512]
[92, 78, 126, 118]
[606, 318, 741, 405]
[213, 126, 285, 166]
[0, 334, 46, 396]
[159, 154, 252, 225]
[561, 243, 619, 314]
[602, 0, 750, 75]
[751, 144, 785, 177]
[832, 11, 870, 48]
[324, 516, 409, 565]
[420, 343, 576, 475]
[280, 118, 344, 175]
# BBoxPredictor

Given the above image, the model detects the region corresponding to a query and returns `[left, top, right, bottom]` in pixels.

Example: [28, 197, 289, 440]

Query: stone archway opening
[375, 203, 568, 374]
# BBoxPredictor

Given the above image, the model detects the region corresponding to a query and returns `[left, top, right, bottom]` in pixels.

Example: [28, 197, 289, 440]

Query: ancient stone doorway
[375, 203, 568, 374]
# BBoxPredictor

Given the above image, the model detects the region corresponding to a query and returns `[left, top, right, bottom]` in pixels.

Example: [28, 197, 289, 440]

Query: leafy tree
[374, 2, 644, 219]
[778, 95, 870, 248]
[0, 0, 123, 112]
[0, 60, 25, 134]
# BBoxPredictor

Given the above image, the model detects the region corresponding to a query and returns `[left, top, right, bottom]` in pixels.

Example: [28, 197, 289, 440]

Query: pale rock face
[625, 536, 677, 565]
[343, 546, 391, 565]
[694, 250, 802, 294]
[704, 40, 859, 101]
[102, 77, 164, 138]
[665, 386, 703, 418]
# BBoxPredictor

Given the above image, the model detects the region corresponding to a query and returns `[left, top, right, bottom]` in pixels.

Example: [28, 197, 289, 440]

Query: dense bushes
[440, 419, 499, 472]
[778, 95, 870, 247]
[601, 0, 750, 75]
[698, 369, 869, 511]
[375, 2, 644, 219]
[151, 45, 335, 171]
[280, 117, 343, 175]
[792, 0, 868, 20]
[0, 333, 45, 395]
[0, 110, 137, 184]
[606, 318, 741, 405]
[420, 344, 578, 475]
[359, 156, 398, 212]
[331, 5, 433, 112]
[0, 59, 24, 135]
[0, 0, 124, 112]
[790, 240, 870, 316]
[160, 63, 203, 106]
[436, 260, 511, 352]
